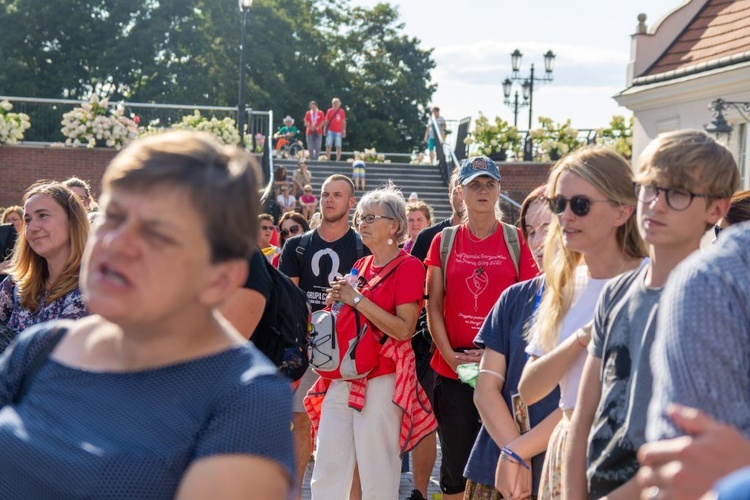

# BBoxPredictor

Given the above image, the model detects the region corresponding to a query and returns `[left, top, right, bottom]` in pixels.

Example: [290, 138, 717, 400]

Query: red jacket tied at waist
[303, 337, 437, 456]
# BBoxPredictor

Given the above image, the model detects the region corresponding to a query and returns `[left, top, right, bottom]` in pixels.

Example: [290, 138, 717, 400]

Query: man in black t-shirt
[278, 174, 369, 497]
[220, 248, 272, 338]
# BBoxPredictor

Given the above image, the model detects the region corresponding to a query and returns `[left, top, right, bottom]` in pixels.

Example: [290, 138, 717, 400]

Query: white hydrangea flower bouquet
[171, 111, 241, 146]
[0, 100, 31, 144]
[60, 95, 139, 149]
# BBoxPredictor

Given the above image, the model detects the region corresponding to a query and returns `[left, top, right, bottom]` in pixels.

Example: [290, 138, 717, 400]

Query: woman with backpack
[424, 156, 539, 500]
[305, 184, 436, 499]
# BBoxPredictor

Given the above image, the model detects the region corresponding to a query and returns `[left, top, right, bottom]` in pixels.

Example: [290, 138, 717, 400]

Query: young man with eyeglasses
[278, 173, 370, 499]
[563, 130, 739, 499]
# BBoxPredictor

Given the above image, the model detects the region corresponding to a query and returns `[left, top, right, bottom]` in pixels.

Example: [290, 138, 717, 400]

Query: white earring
[387, 238, 394, 246]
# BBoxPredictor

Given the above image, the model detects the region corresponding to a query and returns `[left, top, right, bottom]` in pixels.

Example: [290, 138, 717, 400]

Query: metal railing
[0, 96, 273, 147]
[1, 95, 276, 207]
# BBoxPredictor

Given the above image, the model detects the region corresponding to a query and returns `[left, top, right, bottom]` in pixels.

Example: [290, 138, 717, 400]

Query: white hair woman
[306, 184, 437, 499]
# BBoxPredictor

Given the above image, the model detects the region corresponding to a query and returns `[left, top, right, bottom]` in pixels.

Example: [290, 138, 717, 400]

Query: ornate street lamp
[503, 48, 556, 159]
[704, 98, 750, 143]
[237, 0, 254, 147]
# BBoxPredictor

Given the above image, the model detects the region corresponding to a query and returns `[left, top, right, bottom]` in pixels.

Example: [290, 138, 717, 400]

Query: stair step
[273, 159, 453, 221]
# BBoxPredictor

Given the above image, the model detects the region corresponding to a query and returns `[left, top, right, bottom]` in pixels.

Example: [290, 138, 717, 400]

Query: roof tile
[643, 0, 750, 76]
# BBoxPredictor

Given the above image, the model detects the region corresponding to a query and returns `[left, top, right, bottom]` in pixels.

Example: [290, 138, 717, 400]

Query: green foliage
[0, 0, 436, 152]
[596, 115, 633, 159]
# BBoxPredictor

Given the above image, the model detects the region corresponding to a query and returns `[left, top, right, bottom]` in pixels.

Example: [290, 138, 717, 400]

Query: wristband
[501, 447, 530, 470]
[479, 369, 506, 384]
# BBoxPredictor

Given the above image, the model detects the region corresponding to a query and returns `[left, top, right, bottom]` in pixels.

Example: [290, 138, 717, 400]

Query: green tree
[0, 0, 436, 152]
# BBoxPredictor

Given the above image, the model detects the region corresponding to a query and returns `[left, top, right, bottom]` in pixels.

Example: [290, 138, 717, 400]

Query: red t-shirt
[424, 224, 538, 379]
[325, 107, 346, 134]
[354, 250, 425, 379]
[304, 109, 325, 134]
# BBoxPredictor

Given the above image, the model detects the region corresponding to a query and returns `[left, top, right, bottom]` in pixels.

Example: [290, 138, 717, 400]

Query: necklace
[465, 221, 498, 243]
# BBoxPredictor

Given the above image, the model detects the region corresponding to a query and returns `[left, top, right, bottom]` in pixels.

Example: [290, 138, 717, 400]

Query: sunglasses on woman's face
[280, 224, 302, 238]
[547, 195, 610, 217]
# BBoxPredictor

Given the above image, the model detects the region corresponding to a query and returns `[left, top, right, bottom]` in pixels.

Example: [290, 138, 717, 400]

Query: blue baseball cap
[458, 156, 501, 185]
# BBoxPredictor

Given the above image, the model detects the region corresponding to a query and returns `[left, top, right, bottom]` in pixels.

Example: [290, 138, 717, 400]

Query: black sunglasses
[547, 195, 611, 217]
[280, 225, 302, 238]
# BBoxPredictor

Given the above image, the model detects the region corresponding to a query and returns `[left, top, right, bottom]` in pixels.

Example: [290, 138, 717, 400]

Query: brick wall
[0, 144, 117, 207]
[499, 162, 552, 201]
[0, 145, 553, 210]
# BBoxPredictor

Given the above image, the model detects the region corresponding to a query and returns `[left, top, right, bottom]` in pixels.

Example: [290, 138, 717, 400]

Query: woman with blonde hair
[1, 206, 23, 233]
[0, 181, 90, 350]
[518, 147, 647, 498]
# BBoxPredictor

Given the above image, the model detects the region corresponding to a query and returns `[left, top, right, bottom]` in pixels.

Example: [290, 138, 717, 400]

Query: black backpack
[251, 258, 312, 382]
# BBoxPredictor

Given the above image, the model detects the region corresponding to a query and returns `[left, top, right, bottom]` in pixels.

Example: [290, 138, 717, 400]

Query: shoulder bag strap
[439, 226, 458, 289]
[13, 326, 67, 405]
[365, 254, 408, 291]
[500, 222, 521, 277]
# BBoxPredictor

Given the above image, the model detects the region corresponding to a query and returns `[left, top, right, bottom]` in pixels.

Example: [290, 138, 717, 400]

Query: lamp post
[503, 49, 555, 160]
[704, 98, 750, 143]
[237, 0, 254, 147]
[502, 78, 522, 127]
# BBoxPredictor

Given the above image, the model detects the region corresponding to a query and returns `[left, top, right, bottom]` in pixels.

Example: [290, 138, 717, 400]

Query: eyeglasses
[260, 225, 275, 231]
[356, 214, 394, 225]
[280, 225, 303, 238]
[633, 183, 710, 211]
[547, 195, 611, 217]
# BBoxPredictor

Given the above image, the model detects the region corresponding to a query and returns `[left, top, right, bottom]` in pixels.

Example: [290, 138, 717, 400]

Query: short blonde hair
[636, 129, 740, 199]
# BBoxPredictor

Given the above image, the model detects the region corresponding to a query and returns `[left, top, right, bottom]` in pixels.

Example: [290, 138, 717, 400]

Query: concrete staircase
[275, 159, 453, 221]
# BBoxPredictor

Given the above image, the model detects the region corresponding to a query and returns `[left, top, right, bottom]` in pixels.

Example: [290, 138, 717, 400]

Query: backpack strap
[355, 232, 364, 259]
[295, 230, 315, 265]
[439, 226, 458, 290]
[501, 221, 521, 277]
[13, 326, 67, 405]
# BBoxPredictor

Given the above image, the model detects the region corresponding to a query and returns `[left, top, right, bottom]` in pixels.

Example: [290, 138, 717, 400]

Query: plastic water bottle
[332, 268, 359, 315]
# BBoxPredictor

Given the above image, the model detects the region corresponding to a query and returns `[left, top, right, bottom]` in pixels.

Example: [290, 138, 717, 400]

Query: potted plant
[60, 95, 139, 149]
[0, 100, 31, 144]
[465, 113, 521, 161]
[596, 115, 633, 159]
[171, 111, 241, 146]
[529, 117, 582, 161]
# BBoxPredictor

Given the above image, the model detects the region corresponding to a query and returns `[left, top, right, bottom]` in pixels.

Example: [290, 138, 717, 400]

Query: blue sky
[350, 0, 685, 129]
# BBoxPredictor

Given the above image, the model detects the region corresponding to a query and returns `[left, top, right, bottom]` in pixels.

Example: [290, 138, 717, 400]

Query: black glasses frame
[633, 183, 711, 211]
[547, 195, 610, 217]
[356, 214, 394, 225]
